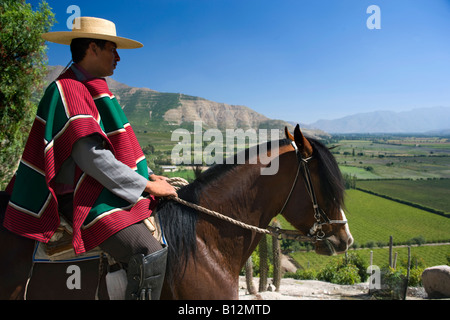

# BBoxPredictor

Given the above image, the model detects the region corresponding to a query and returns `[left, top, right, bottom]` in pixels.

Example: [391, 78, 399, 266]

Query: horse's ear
[284, 126, 295, 141]
[293, 124, 313, 158]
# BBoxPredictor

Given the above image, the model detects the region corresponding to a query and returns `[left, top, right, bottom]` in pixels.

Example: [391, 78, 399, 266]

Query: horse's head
[280, 125, 353, 256]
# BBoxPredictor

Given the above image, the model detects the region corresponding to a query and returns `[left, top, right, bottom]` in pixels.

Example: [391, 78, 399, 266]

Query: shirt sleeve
[71, 134, 148, 204]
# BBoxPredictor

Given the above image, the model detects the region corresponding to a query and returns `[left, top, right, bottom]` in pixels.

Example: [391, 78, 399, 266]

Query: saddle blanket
[33, 213, 166, 263]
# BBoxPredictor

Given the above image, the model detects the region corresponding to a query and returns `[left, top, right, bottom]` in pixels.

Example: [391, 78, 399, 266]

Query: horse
[0, 125, 353, 300]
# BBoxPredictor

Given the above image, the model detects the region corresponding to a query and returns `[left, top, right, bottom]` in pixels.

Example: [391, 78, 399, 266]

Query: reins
[165, 139, 347, 243]
[167, 178, 309, 241]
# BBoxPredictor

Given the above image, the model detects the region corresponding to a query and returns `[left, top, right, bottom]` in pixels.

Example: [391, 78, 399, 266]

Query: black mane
[308, 138, 345, 211]
[157, 137, 344, 288]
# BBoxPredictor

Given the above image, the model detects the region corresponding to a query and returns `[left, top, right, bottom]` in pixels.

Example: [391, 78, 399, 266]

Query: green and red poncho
[4, 68, 156, 254]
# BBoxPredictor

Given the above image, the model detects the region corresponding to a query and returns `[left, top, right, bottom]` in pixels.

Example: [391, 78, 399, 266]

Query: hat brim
[42, 31, 143, 49]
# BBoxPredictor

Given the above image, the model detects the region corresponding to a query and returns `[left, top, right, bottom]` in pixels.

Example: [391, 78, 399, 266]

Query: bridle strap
[278, 140, 347, 241]
[299, 156, 331, 224]
[277, 150, 302, 216]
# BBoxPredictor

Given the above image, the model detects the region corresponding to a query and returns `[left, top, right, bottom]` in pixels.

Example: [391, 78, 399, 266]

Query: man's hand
[144, 178, 177, 198]
[149, 174, 168, 181]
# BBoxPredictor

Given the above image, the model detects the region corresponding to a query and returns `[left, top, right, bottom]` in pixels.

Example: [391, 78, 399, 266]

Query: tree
[0, 0, 55, 188]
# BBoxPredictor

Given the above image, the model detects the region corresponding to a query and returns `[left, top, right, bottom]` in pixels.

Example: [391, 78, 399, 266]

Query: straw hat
[42, 17, 143, 49]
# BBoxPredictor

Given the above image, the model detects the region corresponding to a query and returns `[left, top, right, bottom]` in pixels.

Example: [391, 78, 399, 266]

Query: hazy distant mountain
[45, 66, 328, 138]
[309, 107, 450, 134]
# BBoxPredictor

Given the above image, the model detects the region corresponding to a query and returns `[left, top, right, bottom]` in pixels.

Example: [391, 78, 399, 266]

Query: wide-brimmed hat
[42, 17, 143, 49]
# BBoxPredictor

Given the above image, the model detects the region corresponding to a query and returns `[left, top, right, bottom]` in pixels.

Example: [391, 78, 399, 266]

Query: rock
[280, 254, 297, 273]
[422, 265, 450, 298]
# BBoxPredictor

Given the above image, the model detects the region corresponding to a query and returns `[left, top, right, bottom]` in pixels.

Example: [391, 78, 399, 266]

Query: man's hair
[70, 38, 108, 63]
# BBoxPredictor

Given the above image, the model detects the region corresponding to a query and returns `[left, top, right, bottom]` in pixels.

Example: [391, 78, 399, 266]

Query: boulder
[422, 265, 450, 298]
[281, 254, 297, 273]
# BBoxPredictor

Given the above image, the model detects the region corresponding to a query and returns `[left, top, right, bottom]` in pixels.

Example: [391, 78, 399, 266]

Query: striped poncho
[3, 68, 156, 254]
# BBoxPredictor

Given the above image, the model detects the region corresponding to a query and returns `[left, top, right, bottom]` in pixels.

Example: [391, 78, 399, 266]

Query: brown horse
[0, 125, 353, 300]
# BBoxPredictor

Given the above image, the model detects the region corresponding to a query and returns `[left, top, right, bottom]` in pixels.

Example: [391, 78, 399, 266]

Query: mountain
[45, 66, 328, 138]
[309, 107, 450, 134]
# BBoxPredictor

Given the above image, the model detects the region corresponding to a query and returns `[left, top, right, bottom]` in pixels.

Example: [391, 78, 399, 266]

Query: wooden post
[271, 222, 281, 292]
[389, 235, 393, 268]
[369, 250, 373, 295]
[259, 235, 268, 292]
[245, 257, 257, 295]
[403, 246, 411, 300]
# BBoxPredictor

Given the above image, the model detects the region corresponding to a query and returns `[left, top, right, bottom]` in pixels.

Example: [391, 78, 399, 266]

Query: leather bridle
[271, 141, 347, 242]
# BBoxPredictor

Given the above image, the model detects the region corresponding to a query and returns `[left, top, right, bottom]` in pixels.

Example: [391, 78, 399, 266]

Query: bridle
[268, 140, 347, 242]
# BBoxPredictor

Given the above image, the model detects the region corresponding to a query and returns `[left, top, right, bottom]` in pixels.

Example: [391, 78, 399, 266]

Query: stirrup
[126, 246, 168, 300]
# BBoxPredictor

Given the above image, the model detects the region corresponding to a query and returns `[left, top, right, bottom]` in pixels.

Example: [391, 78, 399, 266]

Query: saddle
[33, 213, 165, 263]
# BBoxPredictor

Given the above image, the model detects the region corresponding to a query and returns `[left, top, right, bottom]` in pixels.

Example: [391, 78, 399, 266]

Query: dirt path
[238, 276, 427, 300]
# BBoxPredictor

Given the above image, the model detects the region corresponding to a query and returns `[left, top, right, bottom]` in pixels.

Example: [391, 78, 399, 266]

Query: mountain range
[46, 66, 450, 135]
[308, 107, 450, 134]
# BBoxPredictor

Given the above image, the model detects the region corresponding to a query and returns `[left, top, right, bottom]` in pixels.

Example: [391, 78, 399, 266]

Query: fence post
[389, 235, 393, 268]
[271, 221, 281, 292]
[403, 246, 411, 300]
[259, 235, 268, 292]
[245, 257, 257, 295]
[369, 250, 373, 295]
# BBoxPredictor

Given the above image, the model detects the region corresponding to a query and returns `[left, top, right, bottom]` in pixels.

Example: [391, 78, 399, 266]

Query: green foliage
[0, 0, 55, 188]
[314, 252, 368, 285]
[374, 265, 424, 299]
[286, 252, 368, 285]
[317, 259, 361, 285]
[284, 268, 317, 280]
[342, 173, 357, 189]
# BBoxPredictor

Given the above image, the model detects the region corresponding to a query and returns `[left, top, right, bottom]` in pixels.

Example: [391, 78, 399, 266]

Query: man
[3, 17, 177, 300]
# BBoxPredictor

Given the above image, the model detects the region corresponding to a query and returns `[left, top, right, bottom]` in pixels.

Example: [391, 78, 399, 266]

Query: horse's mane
[308, 138, 345, 211]
[157, 137, 344, 288]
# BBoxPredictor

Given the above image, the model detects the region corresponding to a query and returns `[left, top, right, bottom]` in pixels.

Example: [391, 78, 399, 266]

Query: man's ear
[88, 42, 99, 55]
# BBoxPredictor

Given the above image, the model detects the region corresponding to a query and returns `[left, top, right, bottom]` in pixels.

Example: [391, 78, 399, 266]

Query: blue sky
[30, 0, 450, 124]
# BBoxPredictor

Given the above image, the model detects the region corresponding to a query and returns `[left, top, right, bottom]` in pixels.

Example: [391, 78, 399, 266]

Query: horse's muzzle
[314, 224, 354, 256]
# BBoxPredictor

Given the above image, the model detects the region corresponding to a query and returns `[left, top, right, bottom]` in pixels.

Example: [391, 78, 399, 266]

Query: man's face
[92, 41, 120, 77]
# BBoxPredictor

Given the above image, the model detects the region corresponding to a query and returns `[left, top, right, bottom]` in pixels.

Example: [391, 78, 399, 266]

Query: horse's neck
[195, 157, 291, 271]
[198, 164, 274, 227]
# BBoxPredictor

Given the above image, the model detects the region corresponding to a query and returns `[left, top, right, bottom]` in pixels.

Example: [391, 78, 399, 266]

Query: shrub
[345, 252, 369, 282]
[408, 267, 424, 287]
[332, 264, 361, 285]
[378, 267, 407, 299]
[290, 268, 317, 280]
[316, 253, 367, 285]
[406, 236, 426, 246]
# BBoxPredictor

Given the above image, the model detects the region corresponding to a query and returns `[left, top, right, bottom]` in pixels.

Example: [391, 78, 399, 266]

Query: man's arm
[72, 135, 176, 203]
